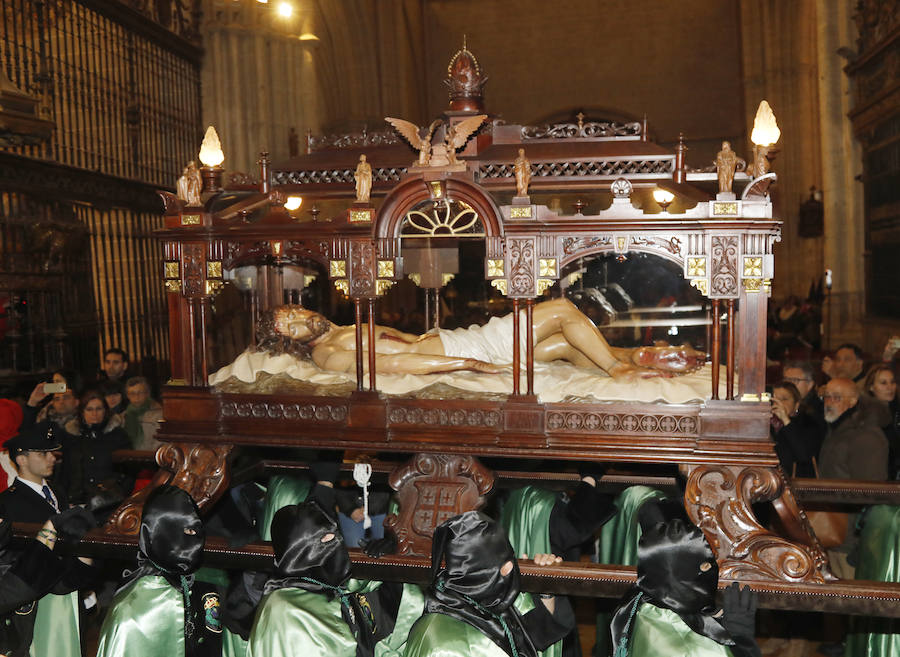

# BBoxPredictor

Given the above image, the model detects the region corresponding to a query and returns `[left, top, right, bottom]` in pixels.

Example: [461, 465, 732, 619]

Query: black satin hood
[139, 485, 205, 576]
[267, 500, 351, 592]
[636, 519, 719, 616]
[611, 501, 733, 654]
[426, 511, 536, 657]
[431, 510, 520, 611]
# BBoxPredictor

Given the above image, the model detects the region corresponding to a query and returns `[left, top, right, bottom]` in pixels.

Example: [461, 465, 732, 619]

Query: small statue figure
[715, 141, 738, 194]
[354, 154, 372, 204]
[442, 114, 487, 166]
[176, 160, 201, 206]
[513, 148, 531, 197]
[385, 118, 441, 167]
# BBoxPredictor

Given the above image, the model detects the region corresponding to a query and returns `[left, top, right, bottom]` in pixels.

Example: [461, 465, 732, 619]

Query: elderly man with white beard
[818, 377, 888, 482]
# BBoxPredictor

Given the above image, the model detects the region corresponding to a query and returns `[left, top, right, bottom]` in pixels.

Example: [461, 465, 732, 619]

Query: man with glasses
[818, 378, 887, 481]
[782, 361, 826, 435]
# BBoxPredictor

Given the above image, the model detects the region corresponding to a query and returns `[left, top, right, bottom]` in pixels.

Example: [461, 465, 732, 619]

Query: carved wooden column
[681, 462, 833, 583]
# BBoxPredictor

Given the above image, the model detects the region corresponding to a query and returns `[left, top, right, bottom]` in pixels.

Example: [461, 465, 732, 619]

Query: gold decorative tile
[712, 202, 738, 216]
[164, 261, 180, 279]
[429, 181, 443, 198]
[181, 214, 201, 225]
[690, 279, 709, 296]
[376, 279, 394, 295]
[743, 257, 762, 277]
[743, 278, 762, 292]
[539, 258, 556, 277]
[687, 257, 706, 277]
[537, 279, 554, 295]
[510, 206, 532, 218]
[330, 260, 347, 278]
[207, 261, 222, 279]
[350, 209, 373, 223]
[491, 279, 508, 295]
[487, 259, 504, 277]
[205, 280, 223, 296]
[164, 280, 182, 292]
[377, 260, 394, 278]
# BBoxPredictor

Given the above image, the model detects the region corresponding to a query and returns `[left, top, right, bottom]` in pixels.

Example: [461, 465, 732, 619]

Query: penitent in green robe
[404, 612, 511, 657]
[594, 486, 666, 657]
[627, 604, 734, 657]
[375, 583, 424, 657]
[30, 591, 81, 657]
[95, 576, 188, 657]
[846, 505, 900, 657]
[247, 588, 357, 657]
[501, 486, 560, 657]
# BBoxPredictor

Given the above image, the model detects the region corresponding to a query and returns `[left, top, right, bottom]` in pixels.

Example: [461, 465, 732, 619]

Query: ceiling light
[277, 2, 293, 17]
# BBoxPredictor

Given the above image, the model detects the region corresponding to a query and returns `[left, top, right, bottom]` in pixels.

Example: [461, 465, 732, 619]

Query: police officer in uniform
[0, 420, 66, 523]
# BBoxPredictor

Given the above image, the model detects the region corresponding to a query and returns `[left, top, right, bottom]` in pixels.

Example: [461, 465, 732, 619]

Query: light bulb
[653, 188, 675, 205]
[277, 2, 292, 17]
[284, 196, 303, 211]
[751, 100, 781, 147]
[198, 126, 225, 167]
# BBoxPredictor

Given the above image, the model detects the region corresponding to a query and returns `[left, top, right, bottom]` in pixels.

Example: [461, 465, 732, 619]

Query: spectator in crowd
[100, 379, 127, 419]
[123, 376, 163, 451]
[96, 485, 221, 657]
[770, 381, 823, 478]
[824, 344, 866, 388]
[57, 390, 133, 516]
[863, 364, 899, 480]
[782, 360, 827, 436]
[818, 378, 888, 481]
[99, 348, 130, 384]
[21, 369, 83, 429]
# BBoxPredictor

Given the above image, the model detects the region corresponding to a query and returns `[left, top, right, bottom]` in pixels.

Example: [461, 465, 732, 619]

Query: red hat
[0, 399, 23, 443]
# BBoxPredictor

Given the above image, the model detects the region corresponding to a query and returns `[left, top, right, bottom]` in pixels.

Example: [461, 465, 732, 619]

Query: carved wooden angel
[384, 117, 442, 166]
[176, 160, 202, 206]
[442, 114, 488, 165]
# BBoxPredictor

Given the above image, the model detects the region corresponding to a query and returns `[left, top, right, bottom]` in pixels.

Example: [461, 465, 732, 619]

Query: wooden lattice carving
[385, 453, 494, 557]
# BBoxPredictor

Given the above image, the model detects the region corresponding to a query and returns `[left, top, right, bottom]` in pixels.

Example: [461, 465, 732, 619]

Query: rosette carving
[682, 464, 833, 583]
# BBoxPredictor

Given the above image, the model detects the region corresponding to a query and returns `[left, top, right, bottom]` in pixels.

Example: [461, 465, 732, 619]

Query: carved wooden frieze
[682, 463, 833, 583]
[181, 243, 206, 297]
[349, 240, 376, 298]
[547, 409, 698, 435]
[507, 237, 536, 297]
[385, 453, 494, 557]
[709, 235, 740, 298]
[388, 404, 502, 429]
[220, 400, 348, 422]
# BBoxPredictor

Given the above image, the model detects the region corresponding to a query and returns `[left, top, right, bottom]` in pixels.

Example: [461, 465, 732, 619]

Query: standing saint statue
[715, 141, 738, 194]
[354, 154, 372, 203]
[176, 160, 202, 206]
[513, 148, 531, 197]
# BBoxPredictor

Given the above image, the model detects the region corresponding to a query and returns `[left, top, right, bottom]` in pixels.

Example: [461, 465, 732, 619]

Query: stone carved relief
[385, 453, 494, 557]
[105, 442, 233, 535]
[710, 235, 739, 297]
[682, 464, 833, 583]
[508, 238, 536, 296]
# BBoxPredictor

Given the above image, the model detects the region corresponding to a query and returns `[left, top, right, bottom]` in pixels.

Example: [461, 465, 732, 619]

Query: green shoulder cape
[96, 575, 186, 657]
[404, 612, 511, 657]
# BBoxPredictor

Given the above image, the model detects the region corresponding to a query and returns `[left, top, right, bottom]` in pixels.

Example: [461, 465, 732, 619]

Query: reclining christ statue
[259, 298, 703, 378]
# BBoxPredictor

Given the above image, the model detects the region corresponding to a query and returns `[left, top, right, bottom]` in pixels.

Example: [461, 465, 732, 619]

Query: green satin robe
[247, 587, 358, 657]
[404, 613, 511, 657]
[259, 476, 312, 541]
[30, 591, 81, 657]
[96, 575, 186, 657]
[594, 486, 665, 657]
[375, 583, 424, 657]
[627, 604, 734, 657]
[846, 505, 900, 657]
[501, 486, 560, 657]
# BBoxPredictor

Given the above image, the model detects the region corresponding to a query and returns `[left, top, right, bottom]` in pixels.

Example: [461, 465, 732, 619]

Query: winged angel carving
[385, 115, 487, 170]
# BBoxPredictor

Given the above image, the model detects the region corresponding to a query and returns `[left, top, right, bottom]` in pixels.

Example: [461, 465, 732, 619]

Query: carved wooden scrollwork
[105, 442, 233, 535]
[508, 237, 536, 296]
[385, 453, 495, 557]
[710, 235, 739, 297]
[682, 463, 833, 583]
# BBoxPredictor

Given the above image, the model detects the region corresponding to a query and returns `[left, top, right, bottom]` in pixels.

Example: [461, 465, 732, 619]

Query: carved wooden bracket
[681, 463, 834, 583]
[105, 442, 233, 535]
[385, 453, 494, 557]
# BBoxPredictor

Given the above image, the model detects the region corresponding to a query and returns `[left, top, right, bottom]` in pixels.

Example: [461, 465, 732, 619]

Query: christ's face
[273, 307, 327, 343]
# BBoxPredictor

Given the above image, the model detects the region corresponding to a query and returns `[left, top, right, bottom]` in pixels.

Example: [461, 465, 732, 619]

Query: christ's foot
[630, 344, 705, 374]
